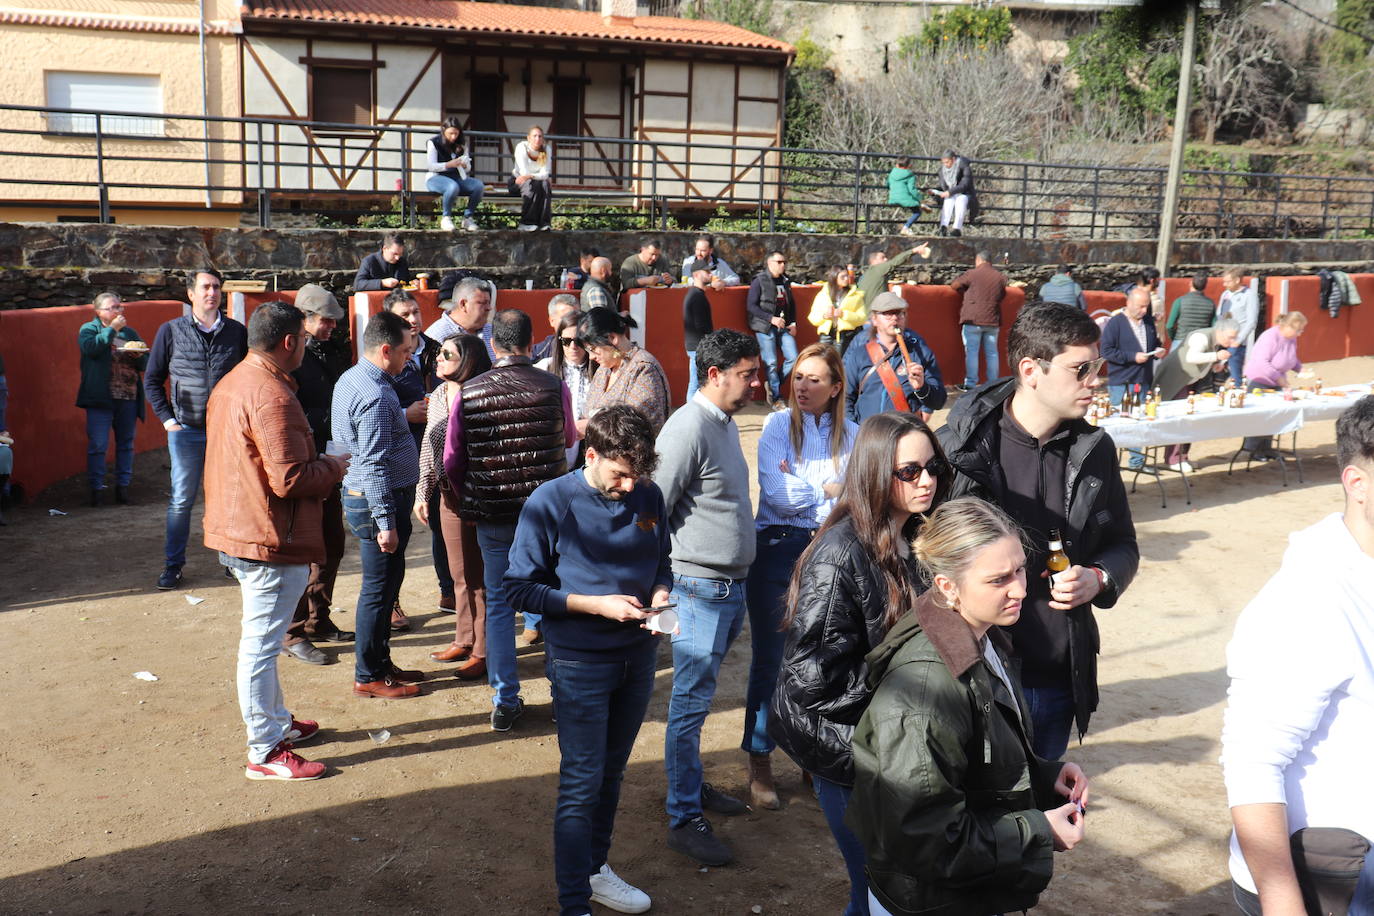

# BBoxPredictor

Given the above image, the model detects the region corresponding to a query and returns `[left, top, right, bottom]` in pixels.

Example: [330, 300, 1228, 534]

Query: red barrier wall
[1261, 274, 1374, 363]
[0, 300, 185, 498]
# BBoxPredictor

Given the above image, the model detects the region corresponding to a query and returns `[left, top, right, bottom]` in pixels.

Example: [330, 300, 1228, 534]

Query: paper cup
[645, 607, 678, 635]
[324, 440, 348, 457]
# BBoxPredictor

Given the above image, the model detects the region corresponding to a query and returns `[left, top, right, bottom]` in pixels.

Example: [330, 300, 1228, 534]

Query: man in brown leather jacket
[204, 301, 348, 781]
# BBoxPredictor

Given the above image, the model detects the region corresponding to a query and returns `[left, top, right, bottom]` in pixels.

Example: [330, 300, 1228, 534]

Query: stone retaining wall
[3, 222, 1374, 309]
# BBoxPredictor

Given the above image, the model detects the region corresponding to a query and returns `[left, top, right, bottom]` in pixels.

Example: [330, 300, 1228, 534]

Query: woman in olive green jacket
[76, 292, 147, 505]
[848, 499, 1090, 915]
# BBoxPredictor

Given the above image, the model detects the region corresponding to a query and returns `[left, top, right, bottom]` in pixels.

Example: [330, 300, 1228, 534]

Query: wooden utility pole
[1156, 0, 1199, 276]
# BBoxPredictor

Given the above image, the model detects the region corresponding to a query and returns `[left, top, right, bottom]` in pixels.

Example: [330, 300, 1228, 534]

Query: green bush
[1066, 7, 1187, 124]
[899, 7, 1012, 57]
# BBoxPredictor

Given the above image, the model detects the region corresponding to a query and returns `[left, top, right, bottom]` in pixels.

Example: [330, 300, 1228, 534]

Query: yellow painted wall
[0, 204, 242, 227]
[0, 22, 242, 208]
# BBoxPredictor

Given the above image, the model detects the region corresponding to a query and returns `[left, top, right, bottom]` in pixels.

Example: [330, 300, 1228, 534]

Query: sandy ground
[3, 355, 1371, 916]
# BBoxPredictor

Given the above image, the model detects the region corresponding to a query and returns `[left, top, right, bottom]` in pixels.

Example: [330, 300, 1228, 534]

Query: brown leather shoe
[454, 656, 487, 680]
[391, 600, 411, 632]
[519, 628, 542, 647]
[385, 665, 426, 683]
[430, 642, 472, 662]
[353, 678, 421, 699]
[437, 594, 456, 614]
[749, 752, 781, 810]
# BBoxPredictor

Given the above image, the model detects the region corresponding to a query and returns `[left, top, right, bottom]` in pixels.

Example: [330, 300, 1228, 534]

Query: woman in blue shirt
[743, 342, 860, 809]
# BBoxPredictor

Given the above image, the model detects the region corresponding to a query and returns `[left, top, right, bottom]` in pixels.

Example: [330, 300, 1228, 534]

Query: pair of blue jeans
[756, 329, 799, 401]
[478, 520, 522, 711]
[343, 486, 414, 684]
[813, 774, 870, 916]
[1023, 683, 1075, 761]
[226, 558, 310, 763]
[742, 526, 810, 754]
[424, 174, 484, 218]
[428, 489, 454, 600]
[665, 573, 747, 826]
[546, 643, 656, 916]
[165, 426, 208, 569]
[1107, 384, 1147, 468]
[961, 324, 999, 388]
[85, 399, 138, 490]
[1227, 343, 1248, 386]
[685, 350, 699, 402]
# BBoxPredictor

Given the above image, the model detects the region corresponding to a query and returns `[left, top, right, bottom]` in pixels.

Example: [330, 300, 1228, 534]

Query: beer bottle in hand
[1047, 529, 1070, 588]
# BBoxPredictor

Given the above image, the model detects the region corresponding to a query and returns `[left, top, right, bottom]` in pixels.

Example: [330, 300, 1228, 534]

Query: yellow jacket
[809, 285, 867, 335]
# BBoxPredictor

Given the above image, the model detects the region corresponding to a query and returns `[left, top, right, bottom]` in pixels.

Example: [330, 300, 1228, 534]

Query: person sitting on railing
[931, 149, 978, 238]
[354, 232, 413, 293]
[511, 125, 553, 232]
[679, 235, 740, 289]
[887, 156, 924, 236]
[426, 116, 484, 233]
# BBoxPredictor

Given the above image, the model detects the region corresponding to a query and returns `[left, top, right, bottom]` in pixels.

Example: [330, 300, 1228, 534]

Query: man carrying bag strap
[844, 292, 947, 424]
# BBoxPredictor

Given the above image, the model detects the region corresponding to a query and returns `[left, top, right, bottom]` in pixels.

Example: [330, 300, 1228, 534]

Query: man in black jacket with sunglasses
[937, 300, 1138, 761]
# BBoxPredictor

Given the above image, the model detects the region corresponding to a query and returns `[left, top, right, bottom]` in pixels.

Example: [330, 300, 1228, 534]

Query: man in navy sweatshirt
[505, 405, 672, 916]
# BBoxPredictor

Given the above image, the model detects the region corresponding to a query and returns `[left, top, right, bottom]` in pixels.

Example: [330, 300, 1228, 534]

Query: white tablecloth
[1098, 383, 1373, 450]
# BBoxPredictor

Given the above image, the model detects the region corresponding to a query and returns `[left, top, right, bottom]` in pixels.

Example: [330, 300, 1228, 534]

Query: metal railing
[4, 103, 1374, 239]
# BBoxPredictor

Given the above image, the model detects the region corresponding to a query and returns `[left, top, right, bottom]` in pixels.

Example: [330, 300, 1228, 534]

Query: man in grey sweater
[655, 328, 761, 868]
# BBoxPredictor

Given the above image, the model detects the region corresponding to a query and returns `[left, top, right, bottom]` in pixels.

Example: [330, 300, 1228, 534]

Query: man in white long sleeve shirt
[1217, 267, 1259, 383]
[679, 235, 740, 290]
[1221, 395, 1374, 916]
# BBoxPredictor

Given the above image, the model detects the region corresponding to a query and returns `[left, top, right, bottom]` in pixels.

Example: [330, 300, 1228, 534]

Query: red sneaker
[285, 717, 319, 744]
[245, 742, 326, 781]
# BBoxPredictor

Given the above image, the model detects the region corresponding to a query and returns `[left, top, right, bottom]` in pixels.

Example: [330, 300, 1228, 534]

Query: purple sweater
[1242, 326, 1301, 387]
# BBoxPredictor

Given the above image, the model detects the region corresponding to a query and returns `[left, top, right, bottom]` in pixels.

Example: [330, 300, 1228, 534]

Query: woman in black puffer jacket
[769, 411, 950, 916]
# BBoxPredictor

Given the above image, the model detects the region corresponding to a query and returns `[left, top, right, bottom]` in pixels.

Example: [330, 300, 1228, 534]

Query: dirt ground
[3, 355, 1371, 916]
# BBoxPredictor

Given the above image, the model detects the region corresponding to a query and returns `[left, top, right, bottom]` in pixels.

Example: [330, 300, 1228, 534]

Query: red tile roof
[0, 9, 236, 34]
[242, 0, 792, 55]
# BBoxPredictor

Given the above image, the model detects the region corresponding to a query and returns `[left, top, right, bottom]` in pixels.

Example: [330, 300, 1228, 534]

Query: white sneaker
[440, 216, 455, 231]
[517, 223, 538, 231]
[1167, 460, 1195, 473]
[588, 864, 650, 914]
[899, 225, 914, 236]
[461, 216, 478, 231]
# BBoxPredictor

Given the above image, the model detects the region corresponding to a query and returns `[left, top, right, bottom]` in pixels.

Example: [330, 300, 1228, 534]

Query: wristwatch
[1092, 565, 1112, 595]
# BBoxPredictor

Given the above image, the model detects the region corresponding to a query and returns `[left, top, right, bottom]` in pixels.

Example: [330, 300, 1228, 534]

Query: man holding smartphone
[504, 405, 673, 916]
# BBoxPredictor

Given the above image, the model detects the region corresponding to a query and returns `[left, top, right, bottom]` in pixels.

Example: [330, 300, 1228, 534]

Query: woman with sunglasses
[577, 307, 670, 435]
[848, 498, 1089, 916]
[414, 333, 493, 677]
[770, 411, 950, 916]
[536, 311, 596, 468]
[742, 342, 859, 812]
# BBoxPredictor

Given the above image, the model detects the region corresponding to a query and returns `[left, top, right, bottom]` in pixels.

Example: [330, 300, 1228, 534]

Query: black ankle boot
[115, 485, 131, 505]
[90, 487, 102, 507]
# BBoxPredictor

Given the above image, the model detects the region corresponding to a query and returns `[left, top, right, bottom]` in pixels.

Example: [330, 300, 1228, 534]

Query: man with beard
[505, 404, 673, 916]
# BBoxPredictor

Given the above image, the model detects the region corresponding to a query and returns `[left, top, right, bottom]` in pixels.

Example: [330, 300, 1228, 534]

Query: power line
[1272, 0, 1374, 46]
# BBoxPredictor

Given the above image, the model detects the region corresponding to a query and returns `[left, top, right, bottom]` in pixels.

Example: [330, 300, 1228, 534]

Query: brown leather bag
[862, 339, 910, 413]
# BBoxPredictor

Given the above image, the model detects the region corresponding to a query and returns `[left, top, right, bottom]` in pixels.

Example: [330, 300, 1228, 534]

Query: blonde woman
[808, 266, 867, 355]
[849, 498, 1090, 916]
[512, 124, 552, 231]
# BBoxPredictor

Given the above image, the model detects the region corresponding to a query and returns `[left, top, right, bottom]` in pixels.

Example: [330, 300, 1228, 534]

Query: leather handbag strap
[864, 339, 910, 413]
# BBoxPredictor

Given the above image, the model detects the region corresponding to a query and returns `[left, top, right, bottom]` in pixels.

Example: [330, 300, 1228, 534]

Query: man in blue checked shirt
[331, 310, 426, 699]
[425, 276, 494, 361]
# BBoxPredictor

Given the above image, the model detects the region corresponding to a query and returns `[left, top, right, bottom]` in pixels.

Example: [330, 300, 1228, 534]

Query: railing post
[256, 122, 270, 228]
[1217, 172, 1226, 238]
[758, 152, 766, 233]
[852, 154, 862, 234]
[1019, 164, 1028, 239]
[1272, 175, 1282, 237]
[1322, 177, 1332, 238]
[400, 127, 415, 229]
[1089, 167, 1101, 239]
[94, 113, 111, 224]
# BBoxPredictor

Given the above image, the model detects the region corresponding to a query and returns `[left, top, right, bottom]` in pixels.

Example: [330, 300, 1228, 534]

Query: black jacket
[354, 251, 413, 292]
[769, 516, 923, 786]
[848, 593, 1062, 915]
[458, 357, 567, 523]
[936, 378, 1138, 740]
[291, 340, 342, 451]
[144, 315, 248, 430]
[746, 271, 796, 333]
[934, 156, 980, 220]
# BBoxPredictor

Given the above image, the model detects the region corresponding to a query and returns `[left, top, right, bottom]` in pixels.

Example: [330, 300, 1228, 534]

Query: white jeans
[233, 561, 311, 763]
[941, 193, 969, 230]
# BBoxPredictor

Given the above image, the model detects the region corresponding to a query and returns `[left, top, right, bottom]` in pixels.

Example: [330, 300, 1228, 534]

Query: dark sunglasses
[561, 336, 584, 348]
[892, 456, 947, 482]
[1036, 356, 1106, 383]
[439, 348, 460, 360]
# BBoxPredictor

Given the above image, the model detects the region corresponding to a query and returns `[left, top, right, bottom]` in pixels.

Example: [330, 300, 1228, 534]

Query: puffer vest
[458, 358, 567, 523]
[166, 316, 247, 429]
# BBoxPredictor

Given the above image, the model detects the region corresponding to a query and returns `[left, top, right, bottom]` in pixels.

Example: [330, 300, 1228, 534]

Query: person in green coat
[886, 157, 924, 236]
[847, 498, 1090, 916]
[76, 292, 148, 506]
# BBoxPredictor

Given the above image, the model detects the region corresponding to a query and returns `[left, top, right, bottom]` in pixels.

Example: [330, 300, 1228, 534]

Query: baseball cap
[295, 284, 344, 320]
[869, 292, 908, 313]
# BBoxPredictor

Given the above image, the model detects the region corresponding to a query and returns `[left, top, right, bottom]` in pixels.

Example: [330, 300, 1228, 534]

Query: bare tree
[1195, 11, 1298, 144]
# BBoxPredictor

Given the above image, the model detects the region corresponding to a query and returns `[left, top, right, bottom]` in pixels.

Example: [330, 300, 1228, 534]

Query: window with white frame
[45, 72, 165, 136]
